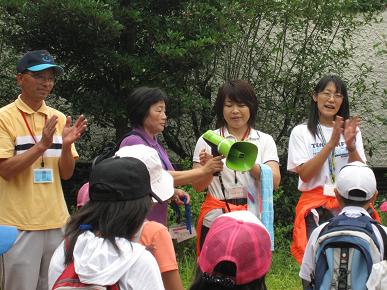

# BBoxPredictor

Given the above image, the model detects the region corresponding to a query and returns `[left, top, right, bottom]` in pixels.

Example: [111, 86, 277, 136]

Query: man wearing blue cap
[0, 50, 87, 290]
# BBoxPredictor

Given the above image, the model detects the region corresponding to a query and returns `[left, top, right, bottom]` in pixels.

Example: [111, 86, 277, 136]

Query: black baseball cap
[89, 156, 163, 203]
[16, 50, 64, 75]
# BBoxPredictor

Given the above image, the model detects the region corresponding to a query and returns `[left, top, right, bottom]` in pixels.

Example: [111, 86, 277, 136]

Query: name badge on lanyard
[33, 168, 54, 183]
[317, 123, 336, 197]
[19, 110, 54, 184]
[227, 186, 246, 199]
[323, 183, 336, 197]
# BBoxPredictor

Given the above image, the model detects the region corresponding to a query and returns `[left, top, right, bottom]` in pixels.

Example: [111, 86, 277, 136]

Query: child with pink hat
[190, 210, 272, 290]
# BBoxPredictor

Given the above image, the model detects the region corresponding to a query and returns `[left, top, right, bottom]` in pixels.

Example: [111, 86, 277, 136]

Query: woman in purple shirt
[120, 87, 223, 225]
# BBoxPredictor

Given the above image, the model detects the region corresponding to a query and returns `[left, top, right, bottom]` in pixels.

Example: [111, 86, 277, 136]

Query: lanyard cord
[218, 174, 231, 212]
[19, 110, 46, 167]
[317, 123, 336, 183]
[218, 126, 251, 211]
[157, 150, 170, 170]
[220, 126, 250, 141]
[134, 131, 171, 170]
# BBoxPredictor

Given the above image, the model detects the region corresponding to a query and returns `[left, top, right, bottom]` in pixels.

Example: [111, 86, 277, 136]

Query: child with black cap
[72, 145, 185, 290]
[114, 144, 184, 290]
[48, 155, 166, 289]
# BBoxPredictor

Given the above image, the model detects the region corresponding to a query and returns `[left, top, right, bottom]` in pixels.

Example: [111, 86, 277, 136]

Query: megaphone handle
[218, 174, 231, 212]
[203, 139, 220, 157]
[201, 140, 220, 176]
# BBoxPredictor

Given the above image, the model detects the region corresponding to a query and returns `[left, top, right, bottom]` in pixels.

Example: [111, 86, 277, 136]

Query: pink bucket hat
[77, 182, 90, 208]
[198, 210, 272, 285]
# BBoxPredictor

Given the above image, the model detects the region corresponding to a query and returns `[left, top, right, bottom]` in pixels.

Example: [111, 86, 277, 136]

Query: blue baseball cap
[0, 225, 19, 255]
[16, 50, 64, 75]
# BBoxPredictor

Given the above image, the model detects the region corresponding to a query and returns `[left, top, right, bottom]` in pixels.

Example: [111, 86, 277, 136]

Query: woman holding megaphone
[192, 79, 281, 254]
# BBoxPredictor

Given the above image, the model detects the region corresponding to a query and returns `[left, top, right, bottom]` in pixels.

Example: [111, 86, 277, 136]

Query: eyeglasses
[24, 72, 56, 84]
[318, 91, 343, 100]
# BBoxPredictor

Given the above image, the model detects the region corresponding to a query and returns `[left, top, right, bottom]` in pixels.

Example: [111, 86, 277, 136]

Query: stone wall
[348, 10, 387, 168]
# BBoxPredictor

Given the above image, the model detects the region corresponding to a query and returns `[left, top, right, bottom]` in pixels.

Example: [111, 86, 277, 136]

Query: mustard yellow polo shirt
[0, 96, 78, 230]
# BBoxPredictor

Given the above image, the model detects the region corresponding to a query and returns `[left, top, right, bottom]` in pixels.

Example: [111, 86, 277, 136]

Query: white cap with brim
[336, 161, 377, 201]
[0, 225, 19, 255]
[115, 145, 174, 203]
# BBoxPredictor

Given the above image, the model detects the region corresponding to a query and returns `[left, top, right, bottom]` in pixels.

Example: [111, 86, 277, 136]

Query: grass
[381, 211, 387, 225]
[266, 246, 301, 290]
[177, 240, 302, 290]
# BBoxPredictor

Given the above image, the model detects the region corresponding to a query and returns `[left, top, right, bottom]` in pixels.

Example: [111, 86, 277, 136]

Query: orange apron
[196, 194, 247, 256]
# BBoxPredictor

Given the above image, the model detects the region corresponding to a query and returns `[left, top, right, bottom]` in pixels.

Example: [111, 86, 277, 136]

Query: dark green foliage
[1, 0, 383, 163]
[1, 1, 385, 252]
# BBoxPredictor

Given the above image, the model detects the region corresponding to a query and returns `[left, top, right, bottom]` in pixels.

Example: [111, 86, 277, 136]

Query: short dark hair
[214, 80, 258, 128]
[127, 87, 168, 128]
[190, 262, 267, 290]
[64, 196, 152, 265]
[338, 195, 371, 208]
[307, 75, 350, 137]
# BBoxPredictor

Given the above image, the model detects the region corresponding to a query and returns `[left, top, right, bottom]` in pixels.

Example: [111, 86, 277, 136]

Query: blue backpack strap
[338, 247, 349, 290]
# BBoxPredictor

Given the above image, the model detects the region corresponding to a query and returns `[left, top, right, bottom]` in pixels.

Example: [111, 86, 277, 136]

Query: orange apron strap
[370, 204, 381, 222]
[196, 195, 226, 255]
[196, 194, 247, 256]
[291, 188, 339, 264]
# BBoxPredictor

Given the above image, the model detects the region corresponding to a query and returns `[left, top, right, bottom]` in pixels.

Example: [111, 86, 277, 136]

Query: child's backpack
[52, 262, 120, 290]
[310, 213, 387, 290]
[92, 130, 147, 168]
[52, 241, 120, 290]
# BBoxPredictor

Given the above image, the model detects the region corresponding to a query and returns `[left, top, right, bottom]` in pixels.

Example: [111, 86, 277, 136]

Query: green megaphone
[202, 130, 258, 171]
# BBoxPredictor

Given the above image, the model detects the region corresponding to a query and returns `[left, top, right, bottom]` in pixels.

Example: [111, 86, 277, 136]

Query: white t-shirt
[193, 127, 279, 227]
[287, 123, 366, 192]
[300, 206, 387, 282]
